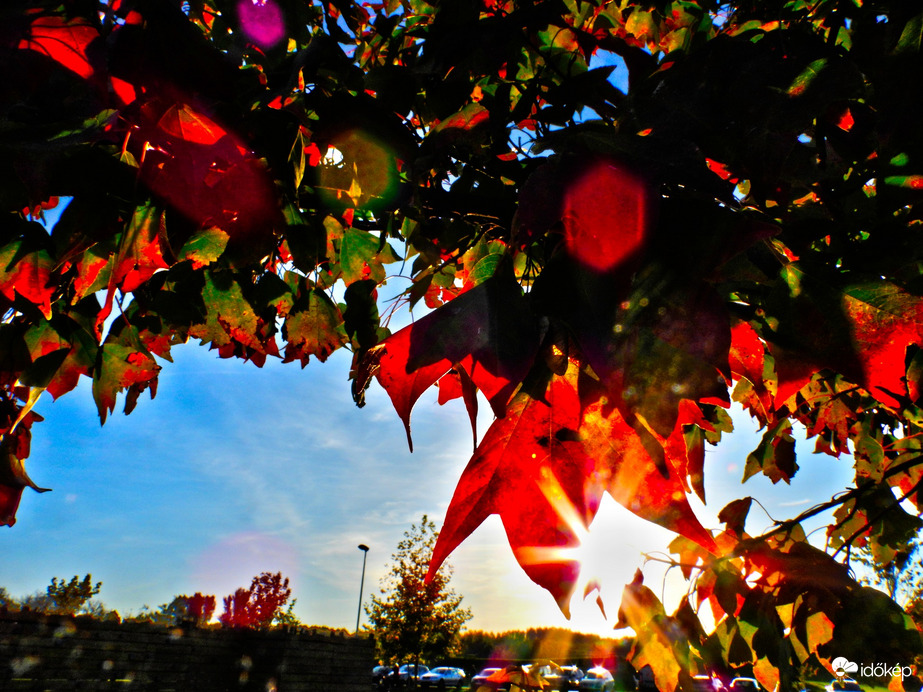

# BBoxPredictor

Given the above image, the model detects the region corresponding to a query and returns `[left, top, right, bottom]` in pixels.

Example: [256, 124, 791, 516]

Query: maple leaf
[157, 103, 228, 145]
[0, 240, 56, 319]
[729, 319, 773, 424]
[361, 272, 540, 448]
[18, 15, 102, 83]
[92, 322, 161, 424]
[616, 571, 686, 692]
[282, 287, 348, 366]
[98, 202, 170, 327]
[428, 360, 715, 613]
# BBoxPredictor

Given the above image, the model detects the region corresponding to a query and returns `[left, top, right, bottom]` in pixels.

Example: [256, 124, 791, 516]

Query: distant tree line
[457, 627, 631, 665]
[0, 571, 301, 630]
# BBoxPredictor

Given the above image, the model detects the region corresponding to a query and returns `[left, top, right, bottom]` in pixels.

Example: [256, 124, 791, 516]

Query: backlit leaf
[18, 15, 101, 81]
[429, 360, 714, 612]
[157, 103, 228, 145]
[178, 227, 230, 269]
[366, 272, 540, 446]
[92, 325, 160, 424]
[0, 241, 56, 319]
[282, 288, 348, 366]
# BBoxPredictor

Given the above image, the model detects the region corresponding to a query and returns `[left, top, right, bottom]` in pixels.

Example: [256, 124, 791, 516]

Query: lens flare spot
[562, 160, 653, 272]
[316, 129, 401, 212]
[237, 0, 285, 50]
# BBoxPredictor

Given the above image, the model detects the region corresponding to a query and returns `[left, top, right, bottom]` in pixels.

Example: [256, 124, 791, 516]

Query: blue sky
[2, 322, 857, 635]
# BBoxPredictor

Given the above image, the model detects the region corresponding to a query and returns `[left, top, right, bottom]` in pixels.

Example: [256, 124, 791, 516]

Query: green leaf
[743, 419, 798, 484]
[92, 323, 160, 424]
[894, 12, 923, 54]
[178, 227, 230, 269]
[787, 58, 827, 97]
[282, 288, 348, 365]
[190, 270, 259, 350]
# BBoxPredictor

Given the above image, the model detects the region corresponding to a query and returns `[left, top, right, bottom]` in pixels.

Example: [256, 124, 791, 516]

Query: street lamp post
[356, 543, 369, 634]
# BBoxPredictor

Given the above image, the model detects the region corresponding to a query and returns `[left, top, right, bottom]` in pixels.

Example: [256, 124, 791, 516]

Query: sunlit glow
[512, 468, 633, 625]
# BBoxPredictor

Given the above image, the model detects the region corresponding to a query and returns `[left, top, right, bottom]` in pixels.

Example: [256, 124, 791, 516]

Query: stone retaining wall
[0, 610, 374, 691]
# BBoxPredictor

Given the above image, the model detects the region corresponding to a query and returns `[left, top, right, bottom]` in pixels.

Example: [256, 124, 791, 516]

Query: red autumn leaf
[0, 241, 56, 319]
[436, 367, 479, 449]
[429, 360, 715, 613]
[99, 203, 170, 326]
[705, 157, 740, 184]
[359, 324, 453, 452]
[362, 273, 540, 448]
[729, 319, 766, 388]
[433, 103, 490, 133]
[18, 15, 100, 82]
[157, 103, 228, 145]
[769, 272, 923, 408]
[92, 342, 161, 424]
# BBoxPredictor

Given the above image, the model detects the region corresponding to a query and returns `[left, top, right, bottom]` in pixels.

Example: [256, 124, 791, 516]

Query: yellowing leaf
[179, 227, 229, 269]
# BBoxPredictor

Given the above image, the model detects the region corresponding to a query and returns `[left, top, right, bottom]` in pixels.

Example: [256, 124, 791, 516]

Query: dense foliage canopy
[2, 0, 923, 688]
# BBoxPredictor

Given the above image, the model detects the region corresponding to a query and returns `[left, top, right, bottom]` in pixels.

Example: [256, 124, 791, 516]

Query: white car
[419, 666, 466, 689]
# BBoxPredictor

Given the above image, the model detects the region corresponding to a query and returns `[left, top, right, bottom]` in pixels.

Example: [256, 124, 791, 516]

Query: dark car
[729, 678, 762, 692]
[399, 664, 430, 682]
[374, 665, 395, 687]
[418, 667, 466, 690]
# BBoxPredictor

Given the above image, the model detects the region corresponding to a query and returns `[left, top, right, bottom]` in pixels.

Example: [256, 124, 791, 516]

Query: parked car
[729, 678, 762, 692]
[419, 666, 466, 689]
[374, 665, 395, 687]
[537, 664, 583, 690]
[399, 664, 430, 681]
[578, 667, 615, 692]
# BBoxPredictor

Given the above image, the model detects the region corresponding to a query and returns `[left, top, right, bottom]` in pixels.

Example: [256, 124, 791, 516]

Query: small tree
[219, 571, 292, 629]
[46, 574, 102, 615]
[366, 515, 472, 666]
